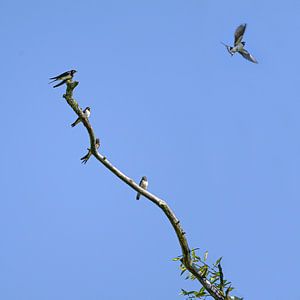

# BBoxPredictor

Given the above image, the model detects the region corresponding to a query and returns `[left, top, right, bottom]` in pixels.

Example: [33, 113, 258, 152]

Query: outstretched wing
[238, 49, 258, 64]
[234, 23, 247, 46]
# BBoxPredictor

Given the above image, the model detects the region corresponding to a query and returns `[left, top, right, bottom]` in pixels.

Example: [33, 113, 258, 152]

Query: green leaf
[218, 262, 224, 289]
[181, 290, 197, 296]
[194, 289, 206, 298]
[191, 249, 200, 263]
[191, 249, 196, 258]
[225, 286, 234, 296]
[173, 257, 181, 261]
[204, 251, 208, 261]
[209, 276, 218, 284]
[214, 256, 222, 266]
[199, 265, 208, 277]
[180, 264, 186, 270]
[180, 289, 188, 295]
[189, 274, 196, 280]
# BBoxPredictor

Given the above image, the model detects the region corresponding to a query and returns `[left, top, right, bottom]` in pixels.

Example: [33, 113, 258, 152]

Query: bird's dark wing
[49, 71, 70, 80]
[238, 49, 258, 63]
[234, 23, 247, 46]
[136, 178, 144, 200]
[138, 178, 143, 186]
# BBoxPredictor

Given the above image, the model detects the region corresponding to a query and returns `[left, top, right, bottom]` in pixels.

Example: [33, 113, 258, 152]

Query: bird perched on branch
[71, 107, 91, 127]
[136, 176, 148, 200]
[221, 24, 258, 63]
[49, 69, 77, 88]
[80, 138, 100, 164]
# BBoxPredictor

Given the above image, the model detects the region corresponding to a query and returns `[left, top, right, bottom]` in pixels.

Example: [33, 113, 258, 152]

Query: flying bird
[71, 107, 91, 127]
[221, 24, 258, 63]
[80, 138, 100, 164]
[136, 176, 148, 200]
[49, 69, 77, 88]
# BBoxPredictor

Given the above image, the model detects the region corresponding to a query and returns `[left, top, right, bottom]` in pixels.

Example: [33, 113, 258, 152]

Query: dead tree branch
[61, 80, 225, 300]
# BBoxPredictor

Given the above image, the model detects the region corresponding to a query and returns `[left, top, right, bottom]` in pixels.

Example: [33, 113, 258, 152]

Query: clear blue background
[1, 1, 299, 299]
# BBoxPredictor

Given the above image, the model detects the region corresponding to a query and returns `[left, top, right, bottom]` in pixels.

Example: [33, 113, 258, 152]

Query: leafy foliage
[173, 249, 243, 300]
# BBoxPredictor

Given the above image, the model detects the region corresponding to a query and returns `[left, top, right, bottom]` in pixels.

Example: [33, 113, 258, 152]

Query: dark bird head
[221, 42, 233, 55]
[70, 70, 77, 75]
[95, 138, 100, 147]
[85, 107, 91, 112]
[142, 176, 147, 181]
[241, 41, 246, 46]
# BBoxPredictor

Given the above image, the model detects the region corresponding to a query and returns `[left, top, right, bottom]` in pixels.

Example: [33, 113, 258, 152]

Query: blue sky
[1, 0, 300, 299]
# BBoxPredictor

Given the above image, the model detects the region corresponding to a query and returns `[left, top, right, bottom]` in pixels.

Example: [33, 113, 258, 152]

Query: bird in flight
[49, 69, 77, 88]
[221, 24, 258, 63]
[71, 107, 91, 127]
[80, 138, 100, 164]
[136, 176, 148, 200]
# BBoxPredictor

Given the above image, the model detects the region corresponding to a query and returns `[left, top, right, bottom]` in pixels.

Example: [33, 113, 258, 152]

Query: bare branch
[61, 80, 225, 300]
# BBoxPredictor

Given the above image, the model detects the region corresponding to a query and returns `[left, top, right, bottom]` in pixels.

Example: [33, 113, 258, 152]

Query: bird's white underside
[141, 180, 148, 189]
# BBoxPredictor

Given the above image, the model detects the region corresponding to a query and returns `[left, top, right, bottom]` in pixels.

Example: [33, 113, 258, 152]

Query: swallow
[80, 138, 100, 164]
[49, 69, 77, 88]
[221, 24, 258, 63]
[71, 107, 91, 127]
[136, 176, 148, 200]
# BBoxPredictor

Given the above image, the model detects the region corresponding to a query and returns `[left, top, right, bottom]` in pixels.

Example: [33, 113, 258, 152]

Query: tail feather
[53, 80, 67, 88]
[48, 78, 57, 84]
[80, 149, 92, 164]
[136, 193, 140, 200]
[221, 42, 233, 56]
[71, 118, 80, 127]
